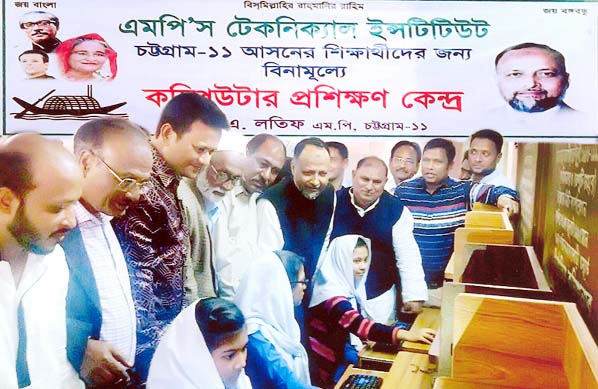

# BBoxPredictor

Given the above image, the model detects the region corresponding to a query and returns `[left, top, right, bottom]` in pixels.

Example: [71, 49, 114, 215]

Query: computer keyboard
[339, 373, 383, 389]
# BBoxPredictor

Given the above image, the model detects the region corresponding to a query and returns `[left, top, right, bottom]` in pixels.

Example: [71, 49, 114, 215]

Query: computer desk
[358, 307, 440, 370]
[336, 352, 437, 389]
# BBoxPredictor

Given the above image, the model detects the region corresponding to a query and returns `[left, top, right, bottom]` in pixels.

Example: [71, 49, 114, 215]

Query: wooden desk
[358, 307, 441, 370]
[334, 365, 388, 389]
[338, 352, 436, 389]
[433, 377, 519, 389]
[401, 307, 440, 354]
[384, 352, 436, 389]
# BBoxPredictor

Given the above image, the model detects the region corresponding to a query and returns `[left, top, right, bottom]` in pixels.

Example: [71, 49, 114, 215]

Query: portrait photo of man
[484, 42, 592, 135]
[18, 49, 55, 80]
[19, 11, 61, 53]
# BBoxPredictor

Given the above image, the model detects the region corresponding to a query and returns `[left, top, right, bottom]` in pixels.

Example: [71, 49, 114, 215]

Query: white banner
[2, 0, 597, 141]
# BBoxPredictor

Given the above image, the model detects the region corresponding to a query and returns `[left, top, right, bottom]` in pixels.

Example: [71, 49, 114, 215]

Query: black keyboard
[339, 374, 383, 389]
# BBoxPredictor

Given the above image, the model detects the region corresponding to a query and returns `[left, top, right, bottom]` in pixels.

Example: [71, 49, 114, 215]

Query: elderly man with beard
[19, 11, 61, 53]
[61, 119, 153, 388]
[486, 42, 590, 133]
[212, 133, 287, 299]
[0, 133, 83, 388]
[179, 148, 247, 302]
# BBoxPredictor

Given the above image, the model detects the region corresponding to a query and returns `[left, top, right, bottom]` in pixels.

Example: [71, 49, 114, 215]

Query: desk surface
[401, 307, 440, 353]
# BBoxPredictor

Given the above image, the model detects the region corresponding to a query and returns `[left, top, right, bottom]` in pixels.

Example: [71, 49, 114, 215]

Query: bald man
[61, 119, 153, 387]
[178, 150, 247, 302]
[331, 156, 427, 325]
[0, 134, 83, 388]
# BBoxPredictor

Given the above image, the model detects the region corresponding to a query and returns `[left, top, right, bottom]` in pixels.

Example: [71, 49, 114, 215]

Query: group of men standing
[1, 90, 520, 388]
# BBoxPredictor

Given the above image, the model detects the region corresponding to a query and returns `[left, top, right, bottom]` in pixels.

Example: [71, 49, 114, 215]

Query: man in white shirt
[62, 119, 153, 387]
[179, 149, 247, 301]
[332, 157, 428, 324]
[0, 133, 83, 389]
[213, 133, 286, 299]
[468, 129, 516, 190]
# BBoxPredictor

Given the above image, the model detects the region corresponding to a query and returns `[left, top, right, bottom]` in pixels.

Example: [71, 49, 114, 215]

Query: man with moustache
[112, 93, 229, 381]
[213, 133, 287, 299]
[19, 11, 61, 53]
[395, 138, 519, 290]
[61, 119, 153, 388]
[0, 133, 83, 388]
[179, 148, 246, 302]
[257, 137, 335, 284]
[331, 157, 427, 323]
[468, 129, 516, 190]
[486, 42, 589, 133]
[387, 141, 421, 193]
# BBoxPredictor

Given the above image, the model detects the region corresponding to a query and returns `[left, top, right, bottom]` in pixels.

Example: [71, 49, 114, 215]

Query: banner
[2, 0, 597, 141]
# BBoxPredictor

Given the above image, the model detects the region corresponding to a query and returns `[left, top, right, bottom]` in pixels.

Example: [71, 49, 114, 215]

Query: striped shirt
[394, 177, 518, 287]
[75, 203, 136, 365]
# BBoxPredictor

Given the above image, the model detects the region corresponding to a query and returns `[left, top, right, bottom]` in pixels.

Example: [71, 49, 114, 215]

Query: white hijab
[147, 300, 252, 389]
[234, 251, 311, 385]
[309, 235, 372, 315]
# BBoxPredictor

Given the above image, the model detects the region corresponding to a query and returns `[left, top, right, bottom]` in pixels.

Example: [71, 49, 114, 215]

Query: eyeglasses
[96, 156, 153, 194]
[22, 20, 56, 29]
[209, 164, 241, 186]
[392, 157, 416, 166]
[291, 279, 310, 287]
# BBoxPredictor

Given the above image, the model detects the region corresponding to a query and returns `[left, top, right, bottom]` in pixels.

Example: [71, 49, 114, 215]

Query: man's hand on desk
[496, 195, 520, 216]
[397, 328, 436, 344]
[402, 301, 424, 314]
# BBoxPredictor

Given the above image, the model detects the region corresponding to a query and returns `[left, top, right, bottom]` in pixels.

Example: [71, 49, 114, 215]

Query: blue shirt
[394, 177, 518, 286]
[245, 331, 315, 389]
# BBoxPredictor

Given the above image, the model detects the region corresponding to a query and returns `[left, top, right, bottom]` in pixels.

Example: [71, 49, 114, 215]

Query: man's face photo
[496, 47, 569, 113]
[20, 12, 58, 46]
[19, 53, 48, 78]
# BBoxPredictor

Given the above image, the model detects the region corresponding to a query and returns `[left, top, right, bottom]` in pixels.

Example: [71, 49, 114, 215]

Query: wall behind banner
[2, 0, 597, 141]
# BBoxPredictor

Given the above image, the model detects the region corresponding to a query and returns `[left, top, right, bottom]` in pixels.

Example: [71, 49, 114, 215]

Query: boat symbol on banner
[12, 85, 128, 120]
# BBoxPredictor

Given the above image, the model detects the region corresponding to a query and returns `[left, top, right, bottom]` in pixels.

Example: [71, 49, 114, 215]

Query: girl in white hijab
[308, 235, 435, 387]
[147, 298, 252, 389]
[235, 250, 315, 389]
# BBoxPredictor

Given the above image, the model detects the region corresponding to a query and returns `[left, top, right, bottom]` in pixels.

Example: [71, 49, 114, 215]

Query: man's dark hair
[18, 49, 49, 63]
[19, 11, 60, 29]
[156, 93, 229, 137]
[355, 156, 388, 176]
[325, 141, 348, 160]
[246, 133, 286, 156]
[390, 140, 422, 163]
[195, 298, 245, 352]
[495, 42, 567, 76]
[470, 129, 504, 154]
[293, 137, 329, 159]
[74, 118, 149, 155]
[275, 250, 306, 284]
[424, 138, 456, 163]
[0, 152, 35, 199]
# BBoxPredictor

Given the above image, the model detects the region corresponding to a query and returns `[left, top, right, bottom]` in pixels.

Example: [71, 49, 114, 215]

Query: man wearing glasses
[61, 118, 152, 388]
[213, 133, 287, 300]
[19, 11, 61, 53]
[387, 140, 421, 193]
[179, 148, 246, 302]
